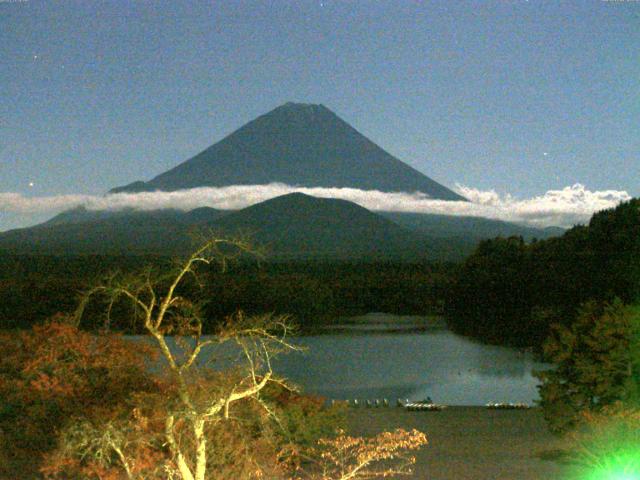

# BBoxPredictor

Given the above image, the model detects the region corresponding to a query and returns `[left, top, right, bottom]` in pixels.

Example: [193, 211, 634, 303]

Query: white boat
[404, 401, 447, 411]
[485, 402, 531, 410]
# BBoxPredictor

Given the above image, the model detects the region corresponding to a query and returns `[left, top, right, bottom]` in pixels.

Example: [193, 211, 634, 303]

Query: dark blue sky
[1, 0, 638, 230]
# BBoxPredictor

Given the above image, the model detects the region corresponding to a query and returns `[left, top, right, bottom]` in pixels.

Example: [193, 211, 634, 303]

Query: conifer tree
[536, 300, 640, 433]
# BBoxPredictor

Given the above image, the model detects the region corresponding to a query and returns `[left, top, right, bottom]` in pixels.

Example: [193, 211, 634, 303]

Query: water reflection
[270, 321, 548, 405]
[133, 316, 549, 406]
[475, 347, 530, 378]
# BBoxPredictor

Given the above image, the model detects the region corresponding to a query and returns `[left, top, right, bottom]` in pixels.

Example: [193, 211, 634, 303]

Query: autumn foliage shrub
[295, 428, 428, 480]
[273, 389, 347, 450]
[0, 320, 349, 479]
[0, 316, 156, 479]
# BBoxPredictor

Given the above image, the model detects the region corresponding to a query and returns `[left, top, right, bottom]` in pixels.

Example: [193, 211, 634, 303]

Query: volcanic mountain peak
[276, 101, 330, 112]
[282, 101, 323, 108]
[111, 103, 466, 201]
[254, 102, 334, 123]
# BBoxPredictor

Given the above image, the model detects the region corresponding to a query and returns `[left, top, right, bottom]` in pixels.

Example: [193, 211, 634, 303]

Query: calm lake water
[137, 314, 550, 406]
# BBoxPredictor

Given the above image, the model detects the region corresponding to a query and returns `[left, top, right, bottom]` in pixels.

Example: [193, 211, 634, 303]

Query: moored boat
[485, 402, 531, 410]
[404, 401, 446, 411]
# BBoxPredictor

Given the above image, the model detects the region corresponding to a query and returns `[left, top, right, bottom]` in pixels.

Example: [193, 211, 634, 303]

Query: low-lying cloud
[0, 183, 632, 229]
[454, 184, 632, 228]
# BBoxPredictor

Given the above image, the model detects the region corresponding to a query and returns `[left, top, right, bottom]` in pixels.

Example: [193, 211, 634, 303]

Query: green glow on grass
[600, 473, 638, 480]
[595, 472, 639, 480]
[581, 451, 640, 480]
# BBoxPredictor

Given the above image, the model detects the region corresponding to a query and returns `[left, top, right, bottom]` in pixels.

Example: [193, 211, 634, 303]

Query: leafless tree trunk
[77, 237, 298, 480]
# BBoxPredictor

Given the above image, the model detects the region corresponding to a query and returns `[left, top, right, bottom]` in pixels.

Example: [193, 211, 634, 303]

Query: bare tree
[75, 237, 299, 480]
[65, 236, 428, 480]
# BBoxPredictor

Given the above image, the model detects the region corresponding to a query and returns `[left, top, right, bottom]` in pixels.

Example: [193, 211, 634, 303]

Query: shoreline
[346, 406, 564, 479]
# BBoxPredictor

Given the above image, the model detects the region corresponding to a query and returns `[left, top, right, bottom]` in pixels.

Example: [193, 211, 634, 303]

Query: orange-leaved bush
[0, 315, 157, 479]
[294, 428, 428, 480]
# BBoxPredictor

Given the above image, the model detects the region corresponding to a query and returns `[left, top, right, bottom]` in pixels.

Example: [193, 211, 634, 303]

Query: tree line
[0, 256, 453, 332]
[205, 261, 450, 328]
[445, 198, 640, 349]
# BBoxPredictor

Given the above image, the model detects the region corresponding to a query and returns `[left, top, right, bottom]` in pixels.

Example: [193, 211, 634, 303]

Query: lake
[147, 313, 550, 406]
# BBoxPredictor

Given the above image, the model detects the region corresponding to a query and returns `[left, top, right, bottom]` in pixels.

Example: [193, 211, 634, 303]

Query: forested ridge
[0, 255, 451, 332]
[445, 198, 640, 348]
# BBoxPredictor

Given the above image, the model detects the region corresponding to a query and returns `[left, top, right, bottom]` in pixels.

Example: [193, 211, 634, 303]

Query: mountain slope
[111, 102, 465, 201]
[0, 196, 474, 260]
[0, 207, 225, 255]
[381, 212, 565, 241]
[207, 193, 440, 260]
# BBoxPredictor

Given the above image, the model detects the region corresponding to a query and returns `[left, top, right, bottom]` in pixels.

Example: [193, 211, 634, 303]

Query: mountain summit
[111, 102, 466, 201]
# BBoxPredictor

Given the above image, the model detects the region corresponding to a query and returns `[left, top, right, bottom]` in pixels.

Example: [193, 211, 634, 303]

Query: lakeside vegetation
[440, 198, 640, 475]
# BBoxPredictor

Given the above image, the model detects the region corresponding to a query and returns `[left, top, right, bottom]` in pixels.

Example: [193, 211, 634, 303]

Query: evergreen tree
[535, 300, 640, 433]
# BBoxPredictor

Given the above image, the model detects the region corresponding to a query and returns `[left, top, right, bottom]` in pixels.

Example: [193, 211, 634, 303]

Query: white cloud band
[0, 183, 632, 229]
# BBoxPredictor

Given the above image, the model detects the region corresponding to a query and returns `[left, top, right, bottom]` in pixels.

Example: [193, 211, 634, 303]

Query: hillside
[0, 195, 474, 260]
[382, 212, 564, 241]
[207, 192, 470, 260]
[0, 207, 224, 255]
[0, 196, 565, 259]
[445, 197, 640, 348]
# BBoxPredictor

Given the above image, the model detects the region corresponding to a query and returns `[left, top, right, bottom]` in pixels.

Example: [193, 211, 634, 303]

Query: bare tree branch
[74, 236, 298, 480]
